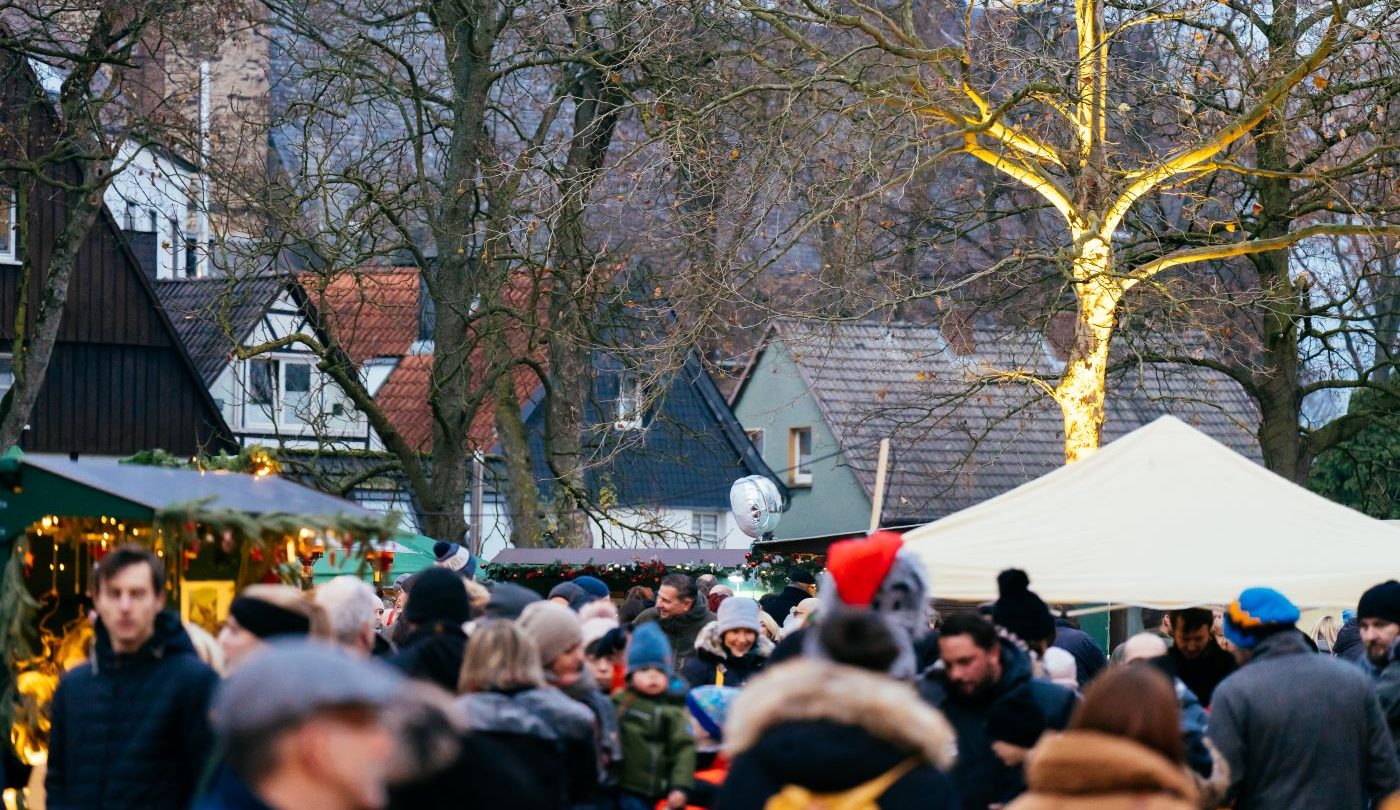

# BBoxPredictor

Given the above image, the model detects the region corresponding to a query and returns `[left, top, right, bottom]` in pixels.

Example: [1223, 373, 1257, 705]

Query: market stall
[901, 415, 1400, 608]
[0, 449, 397, 778]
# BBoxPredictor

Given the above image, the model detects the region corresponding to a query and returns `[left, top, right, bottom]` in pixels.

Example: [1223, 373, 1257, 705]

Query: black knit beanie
[992, 569, 1056, 645]
[404, 567, 471, 626]
[229, 596, 311, 639]
[1359, 580, 1400, 626]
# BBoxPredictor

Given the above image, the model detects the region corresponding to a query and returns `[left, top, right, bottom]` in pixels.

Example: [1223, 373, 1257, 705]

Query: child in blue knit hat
[614, 622, 696, 809]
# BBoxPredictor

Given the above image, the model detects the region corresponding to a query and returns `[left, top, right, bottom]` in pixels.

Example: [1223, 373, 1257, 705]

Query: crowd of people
[23, 532, 1400, 810]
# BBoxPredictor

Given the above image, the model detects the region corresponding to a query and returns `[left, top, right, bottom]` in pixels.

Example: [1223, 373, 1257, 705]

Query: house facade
[0, 54, 234, 457]
[105, 139, 211, 280]
[731, 320, 1261, 540]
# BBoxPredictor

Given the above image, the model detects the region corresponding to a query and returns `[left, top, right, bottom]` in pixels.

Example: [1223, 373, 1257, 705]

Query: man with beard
[632, 574, 716, 670]
[1359, 581, 1400, 759]
[1167, 607, 1237, 706]
[919, 612, 1077, 810]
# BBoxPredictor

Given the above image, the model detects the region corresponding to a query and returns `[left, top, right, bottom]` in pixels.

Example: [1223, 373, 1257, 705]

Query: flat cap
[212, 640, 402, 734]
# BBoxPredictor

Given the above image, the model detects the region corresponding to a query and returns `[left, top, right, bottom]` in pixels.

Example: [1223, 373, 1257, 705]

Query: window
[691, 512, 720, 546]
[0, 188, 17, 263]
[282, 361, 313, 425]
[615, 371, 642, 429]
[746, 428, 765, 455]
[0, 354, 13, 397]
[789, 427, 813, 486]
[244, 358, 321, 429]
[245, 358, 278, 426]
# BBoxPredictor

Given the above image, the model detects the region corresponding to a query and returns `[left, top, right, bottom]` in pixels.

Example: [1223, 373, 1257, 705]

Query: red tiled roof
[350, 270, 548, 452]
[376, 354, 434, 452]
[306, 269, 420, 364]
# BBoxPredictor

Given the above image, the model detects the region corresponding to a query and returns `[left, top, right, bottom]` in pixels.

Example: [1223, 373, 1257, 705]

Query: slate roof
[740, 320, 1260, 523]
[153, 275, 287, 385]
[522, 350, 782, 511]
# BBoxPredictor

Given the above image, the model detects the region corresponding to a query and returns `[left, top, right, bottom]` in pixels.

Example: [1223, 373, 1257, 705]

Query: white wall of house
[218, 291, 376, 449]
[105, 140, 209, 279]
[473, 504, 747, 560]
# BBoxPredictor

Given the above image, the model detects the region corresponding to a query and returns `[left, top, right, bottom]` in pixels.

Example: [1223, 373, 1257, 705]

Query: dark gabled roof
[746, 320, 1259, 523]
[154, 275, 288, 384]
[522, 348, 786, 512]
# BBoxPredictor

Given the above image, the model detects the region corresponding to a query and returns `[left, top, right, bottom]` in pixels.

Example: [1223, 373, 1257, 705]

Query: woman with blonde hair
[455, 620, 598, 806]
[216, 583, 330, 670]
[1312, 614, 1342, 654]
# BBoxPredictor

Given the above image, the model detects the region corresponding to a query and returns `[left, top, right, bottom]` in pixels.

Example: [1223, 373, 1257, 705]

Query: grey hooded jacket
[1208, 630, 1400, 810]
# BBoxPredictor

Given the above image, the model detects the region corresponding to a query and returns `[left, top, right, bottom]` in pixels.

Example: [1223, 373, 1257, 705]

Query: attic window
[615, 371, 643, 430]
[691, 512, 720, 546]
[0, 188, 17, 263]
[789, 427, 812, 487]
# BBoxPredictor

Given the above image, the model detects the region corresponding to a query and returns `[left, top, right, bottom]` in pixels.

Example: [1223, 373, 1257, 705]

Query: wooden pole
[868, 438, 891, 534]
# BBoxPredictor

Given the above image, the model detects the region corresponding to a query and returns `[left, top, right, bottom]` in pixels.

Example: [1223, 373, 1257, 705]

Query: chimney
[124, 230, 160, 280]
[941, 309, 976, 357]
[1046, 311, 1076, 361]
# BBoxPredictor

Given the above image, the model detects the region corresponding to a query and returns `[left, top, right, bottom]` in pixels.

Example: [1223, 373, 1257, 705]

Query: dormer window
[615, 371, 643, 430]
[0, 188, 18, 264]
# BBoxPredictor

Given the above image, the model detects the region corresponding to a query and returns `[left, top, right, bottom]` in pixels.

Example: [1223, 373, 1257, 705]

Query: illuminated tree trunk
[1057, 238, 1121, 462]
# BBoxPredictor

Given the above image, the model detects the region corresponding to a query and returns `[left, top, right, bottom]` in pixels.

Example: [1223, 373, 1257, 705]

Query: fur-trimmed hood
[726, 659, 956, 769]
[694, 620, 775, 661]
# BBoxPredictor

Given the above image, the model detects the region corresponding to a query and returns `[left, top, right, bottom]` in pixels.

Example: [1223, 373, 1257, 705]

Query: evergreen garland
[483, 551, 825, 595]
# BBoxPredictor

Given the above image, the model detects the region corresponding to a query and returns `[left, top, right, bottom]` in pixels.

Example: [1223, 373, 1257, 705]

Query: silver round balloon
[730, 475, 784, 539]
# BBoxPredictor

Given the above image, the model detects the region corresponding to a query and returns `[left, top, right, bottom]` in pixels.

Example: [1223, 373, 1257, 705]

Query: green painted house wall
[732, 339, 872, 540]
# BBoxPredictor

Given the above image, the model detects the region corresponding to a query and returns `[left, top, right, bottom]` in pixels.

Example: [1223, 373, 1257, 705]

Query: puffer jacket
[681, 621, 774, 689]
[919, 640, 1078, 810]
[633, 601, 717, 670]
[46, 610, 219, 810]
[718, 659, 959, 810]
[614, 686, 696, 800]
[1006, 730, 1198, 810]
[457, 686, 598, 806]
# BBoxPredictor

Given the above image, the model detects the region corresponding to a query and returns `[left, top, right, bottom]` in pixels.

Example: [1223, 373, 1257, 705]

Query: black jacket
[1168, 638, 1236, 707]
[919, 642, 1077, 810]
[46, 610, 218, 810]
[389, 731, 559, 810]
[758, 585, 809, 625]
[719, 659, 960, 810]
[680, 621, 774, 689]
[633, 601, 717, 671]
[1052, 620, 1107, 685]
[387, 624, 468, 692]
[456, 687, 599, 806]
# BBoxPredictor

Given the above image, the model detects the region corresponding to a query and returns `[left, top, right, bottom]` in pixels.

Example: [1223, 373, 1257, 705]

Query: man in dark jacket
[632, 573, 716, 670]
[1358, 582, 1400, 759]
[1051, 614, 1107, 685]
[919, 612, 1077, 810]
[46, 545, 218, 810]
[758, 568, 816, 625]
[387, 567, 470, 691]
[1209, 587, 1400, 810]
[1167, 607, 1236, 706]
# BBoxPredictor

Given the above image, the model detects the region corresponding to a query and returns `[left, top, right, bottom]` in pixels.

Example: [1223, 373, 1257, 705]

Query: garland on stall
[482, 551, 827, 594]
[155, 499, 401, 589]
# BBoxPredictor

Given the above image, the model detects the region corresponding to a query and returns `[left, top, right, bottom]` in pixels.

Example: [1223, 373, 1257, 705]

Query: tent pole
[868, 438, 891, 534]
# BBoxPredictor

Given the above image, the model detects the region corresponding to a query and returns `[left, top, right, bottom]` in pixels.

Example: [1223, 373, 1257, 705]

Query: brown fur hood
[1024, 730, 1198, 802]
[725, 659, 957, 769]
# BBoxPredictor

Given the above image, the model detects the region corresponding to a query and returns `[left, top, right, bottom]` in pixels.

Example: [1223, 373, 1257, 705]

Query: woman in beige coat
[1008, 665, 1199, 810]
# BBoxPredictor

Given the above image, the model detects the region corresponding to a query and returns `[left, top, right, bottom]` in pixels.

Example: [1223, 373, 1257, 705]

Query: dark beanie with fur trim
[992, 569, 1056, 645]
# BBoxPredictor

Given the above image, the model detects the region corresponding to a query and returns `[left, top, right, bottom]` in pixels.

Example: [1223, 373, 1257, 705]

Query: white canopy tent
[902, 415, 1400, 608]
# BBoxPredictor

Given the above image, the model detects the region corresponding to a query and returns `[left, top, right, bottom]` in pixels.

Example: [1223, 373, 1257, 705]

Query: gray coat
[1207, 630, 1400, 810]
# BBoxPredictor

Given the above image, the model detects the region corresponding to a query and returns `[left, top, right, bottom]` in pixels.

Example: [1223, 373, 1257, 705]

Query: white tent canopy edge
[902, 415, 1400, 609]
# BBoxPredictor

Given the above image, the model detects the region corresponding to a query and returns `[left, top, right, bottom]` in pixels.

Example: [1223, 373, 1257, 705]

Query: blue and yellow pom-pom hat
[1224, 587, 1301, 649]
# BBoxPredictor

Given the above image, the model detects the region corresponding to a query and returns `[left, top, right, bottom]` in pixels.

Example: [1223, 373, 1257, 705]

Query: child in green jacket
[614, 622, 696, 809]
